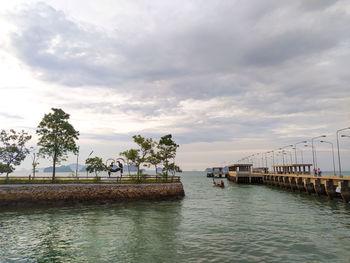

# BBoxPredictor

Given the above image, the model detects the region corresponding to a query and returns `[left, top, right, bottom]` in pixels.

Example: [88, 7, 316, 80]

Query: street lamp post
[336, 127, 350, 177]
[294, 141, 307, 164]
[311, 135, 326, 172]
[75, 146, 80, 177]
[279, 150, 286, 166]
[301, 144, 309, 164]
[86, 150, 94, 178]
[320, 140, 336, 176]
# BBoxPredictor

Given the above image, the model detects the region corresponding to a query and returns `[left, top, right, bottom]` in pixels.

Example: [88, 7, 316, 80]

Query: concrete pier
[263, 173, 349, 202]
[226, 163, 350, 203]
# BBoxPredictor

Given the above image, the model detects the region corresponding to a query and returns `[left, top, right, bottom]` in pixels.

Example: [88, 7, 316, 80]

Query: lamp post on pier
[336, 127, 350, 177]
[294, 141, 307, 165]
[311, 135, 326, 172]
[301, 144, 309, 164]
[278, 149, 286, 166]
[320, 140, 336, 176]
[86, 150, 94, 178]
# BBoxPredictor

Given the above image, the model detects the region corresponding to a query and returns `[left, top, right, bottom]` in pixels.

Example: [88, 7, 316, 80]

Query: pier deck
[226, 163, 350, 203]
[263, 173, 350, 202]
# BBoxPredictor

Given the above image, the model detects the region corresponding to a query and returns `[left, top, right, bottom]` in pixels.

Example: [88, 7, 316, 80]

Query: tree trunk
[5, 163, 10, 180]
[53, 152, 56, 181]
[137, 164, 140, 179]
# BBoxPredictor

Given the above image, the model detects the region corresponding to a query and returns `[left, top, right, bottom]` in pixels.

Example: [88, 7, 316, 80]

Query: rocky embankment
[0, 183, 185, 207]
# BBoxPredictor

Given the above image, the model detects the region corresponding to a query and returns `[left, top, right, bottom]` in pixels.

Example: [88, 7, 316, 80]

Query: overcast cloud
[0, 0, 349, 170]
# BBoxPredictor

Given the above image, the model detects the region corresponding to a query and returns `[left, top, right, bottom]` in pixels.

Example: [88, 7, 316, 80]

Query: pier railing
[0, 175, 181, 184]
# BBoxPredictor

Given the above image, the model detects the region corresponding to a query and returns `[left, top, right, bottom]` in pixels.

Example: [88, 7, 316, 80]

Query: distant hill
[43, 165, 73, 173]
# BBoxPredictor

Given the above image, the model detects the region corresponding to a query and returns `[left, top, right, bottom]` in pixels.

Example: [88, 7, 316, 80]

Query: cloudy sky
[1, 0, 350, 171]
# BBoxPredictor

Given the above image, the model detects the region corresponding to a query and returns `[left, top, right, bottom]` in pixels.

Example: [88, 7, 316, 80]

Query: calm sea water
[1, 171, 350, 263]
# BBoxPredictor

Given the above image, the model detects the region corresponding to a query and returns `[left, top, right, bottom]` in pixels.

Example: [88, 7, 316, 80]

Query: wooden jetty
[226, 163, 350, 203]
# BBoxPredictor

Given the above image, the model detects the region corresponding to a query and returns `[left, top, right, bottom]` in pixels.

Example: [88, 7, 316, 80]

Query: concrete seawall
[0, 183, 185, 207]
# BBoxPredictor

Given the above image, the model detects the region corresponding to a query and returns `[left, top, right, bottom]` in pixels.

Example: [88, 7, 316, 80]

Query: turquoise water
[1, 172, 350, 263]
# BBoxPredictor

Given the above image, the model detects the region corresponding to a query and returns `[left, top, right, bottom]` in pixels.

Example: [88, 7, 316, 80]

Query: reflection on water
[1, 172, 350, 263]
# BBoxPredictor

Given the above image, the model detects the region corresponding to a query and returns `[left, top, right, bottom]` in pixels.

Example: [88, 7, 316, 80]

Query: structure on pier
[227, 164, 263, 184]
[252, 167, 269, 174]
[226, 162, 350, 203]
[272, 164, 312, 175]
[207, 167, 228, 178]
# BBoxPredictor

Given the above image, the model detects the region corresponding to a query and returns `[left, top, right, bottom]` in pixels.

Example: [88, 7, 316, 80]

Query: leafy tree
[36, 108, 79, 180]
[0, 129, 32, 179]
[85, 157, 107, 176]
[157, 134, 179, 176]
[147, 149, 162, 175]
[167, 163, 182, 176]
[0, 163, 13, 176]
[132, 135, 154, 178]
[120, 149, 138, 176]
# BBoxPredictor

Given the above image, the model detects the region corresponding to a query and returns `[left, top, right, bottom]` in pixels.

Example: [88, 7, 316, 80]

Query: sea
[0, 171, 350, 263]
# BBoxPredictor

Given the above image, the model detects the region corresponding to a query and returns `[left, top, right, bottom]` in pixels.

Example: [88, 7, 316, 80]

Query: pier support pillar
[314, 179, 326, 196]
[296, 177, 305, 192]
[304, 178, 315, 195]
[283, 177, 290, 189]
[325, 180, 336, 200]
[340, 181, 350, 203]
[278, 176, 284, 188]
[289, 177, 297, 192]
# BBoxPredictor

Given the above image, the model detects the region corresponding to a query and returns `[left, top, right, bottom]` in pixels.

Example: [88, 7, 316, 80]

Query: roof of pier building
[227, 164, 253, 168]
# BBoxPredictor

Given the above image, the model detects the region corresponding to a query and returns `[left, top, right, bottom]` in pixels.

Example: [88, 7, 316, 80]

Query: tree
[157, 134, 179, 176]
[167, 163, 182, 175]
[133, 135, 154, 177]
[31, 150, 40, 178]
[132, 135, 154, 178]
[36, 108, 79, 180]
[0, 129, 32, 179]
[147, 149, 162, 175]
[85, 157, 107, 176]
[120, 149, 138, 176]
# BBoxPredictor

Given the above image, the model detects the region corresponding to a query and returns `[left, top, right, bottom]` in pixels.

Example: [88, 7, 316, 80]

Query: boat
[213, 179, 225, 188]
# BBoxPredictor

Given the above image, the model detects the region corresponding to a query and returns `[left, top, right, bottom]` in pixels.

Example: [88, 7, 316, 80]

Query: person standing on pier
[317, 168, 322, 177]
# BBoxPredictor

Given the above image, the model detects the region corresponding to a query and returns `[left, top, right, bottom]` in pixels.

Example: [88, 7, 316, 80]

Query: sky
[0, 0, 350, 172]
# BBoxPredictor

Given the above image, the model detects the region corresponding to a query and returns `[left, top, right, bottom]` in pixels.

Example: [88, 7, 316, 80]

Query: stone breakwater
[0, 183, 185, 207]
